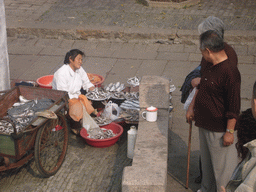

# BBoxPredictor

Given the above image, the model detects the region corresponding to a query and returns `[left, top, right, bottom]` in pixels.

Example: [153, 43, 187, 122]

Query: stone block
[139, 76, 170, 109]
[122, 108, 169, 192]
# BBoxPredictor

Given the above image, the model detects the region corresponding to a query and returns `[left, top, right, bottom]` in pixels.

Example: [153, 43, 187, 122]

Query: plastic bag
[101, 101, 121, 121]
[184, 87, 197, 111]
[68, 95, 95, 122]
[69, 98, 83, 121]
[81, 104, 99, 131]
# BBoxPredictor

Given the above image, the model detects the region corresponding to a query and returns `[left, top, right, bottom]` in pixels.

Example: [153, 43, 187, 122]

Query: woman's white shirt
[52, 64, 94, 99]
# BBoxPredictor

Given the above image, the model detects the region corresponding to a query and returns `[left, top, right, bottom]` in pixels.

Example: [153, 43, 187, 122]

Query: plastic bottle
[127, 126, 137, 159]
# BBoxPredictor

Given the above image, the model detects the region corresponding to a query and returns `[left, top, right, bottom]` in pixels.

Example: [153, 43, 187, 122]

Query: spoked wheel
[34, 113, 68, 177]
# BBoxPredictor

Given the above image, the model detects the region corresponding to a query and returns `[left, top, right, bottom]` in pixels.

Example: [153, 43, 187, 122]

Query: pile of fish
[93, 116, 112, 126]
[86, 87, 110, 101]
[127, 76, 140, 87]
[119, 109, 139, 122]
[123, 92, 139, 100]
[111, 92, 126, 100]
[0, 96, 54, 135]
[87, 127, 116, 139]
[104, 82, 125, 92]
[0, 119, 14, 135]
[120, 99, 140, 110]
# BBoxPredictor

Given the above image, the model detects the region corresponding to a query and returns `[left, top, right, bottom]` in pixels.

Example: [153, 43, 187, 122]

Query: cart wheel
[34, 113, 68, 177]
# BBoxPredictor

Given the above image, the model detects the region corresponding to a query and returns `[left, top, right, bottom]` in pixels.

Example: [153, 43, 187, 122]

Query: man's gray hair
[198, 16, 225, 39]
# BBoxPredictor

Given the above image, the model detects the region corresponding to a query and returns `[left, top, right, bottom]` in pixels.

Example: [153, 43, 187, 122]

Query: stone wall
[122, 76, 170, 191]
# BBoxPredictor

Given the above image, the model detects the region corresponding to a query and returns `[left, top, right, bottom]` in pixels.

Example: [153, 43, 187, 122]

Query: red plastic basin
[80, 122, 123, 148]
[37, 75, 54, 89]
[87, 73, 104, 87]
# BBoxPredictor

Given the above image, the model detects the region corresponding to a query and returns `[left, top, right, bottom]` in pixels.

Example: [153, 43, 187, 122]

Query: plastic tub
[36, 75, 54, 89]
[80, 122, 123, 148]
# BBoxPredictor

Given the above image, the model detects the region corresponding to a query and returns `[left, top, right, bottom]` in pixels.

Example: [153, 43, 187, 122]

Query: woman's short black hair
[64, 49, 85, 64]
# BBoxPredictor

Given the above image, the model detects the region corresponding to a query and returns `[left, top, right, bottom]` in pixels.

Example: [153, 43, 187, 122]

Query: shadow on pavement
[168, 129, 200, 191]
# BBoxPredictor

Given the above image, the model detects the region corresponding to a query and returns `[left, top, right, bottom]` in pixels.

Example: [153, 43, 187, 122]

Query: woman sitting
[52, 49, 95, 135]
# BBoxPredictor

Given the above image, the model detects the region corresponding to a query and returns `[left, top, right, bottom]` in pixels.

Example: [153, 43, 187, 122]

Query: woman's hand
[191, 77, 201, 88]
[89, 86, 95, 91]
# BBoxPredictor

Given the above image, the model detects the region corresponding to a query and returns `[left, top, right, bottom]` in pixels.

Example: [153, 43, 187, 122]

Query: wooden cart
[0, 86, 69, 177]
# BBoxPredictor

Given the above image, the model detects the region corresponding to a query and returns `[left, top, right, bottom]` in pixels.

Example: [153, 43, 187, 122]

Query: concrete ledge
[6, 27, 256, 42]
[144, 0, 200, 8]
[122, 76, 169, 192]
[139, 76, 170, 109]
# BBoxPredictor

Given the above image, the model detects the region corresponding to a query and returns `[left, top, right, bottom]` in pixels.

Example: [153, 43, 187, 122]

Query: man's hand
[223, 132, 234, 146]
[191, 77, 201, 88]
[186, 106, 194, 124]
[220, 186, 226, 192]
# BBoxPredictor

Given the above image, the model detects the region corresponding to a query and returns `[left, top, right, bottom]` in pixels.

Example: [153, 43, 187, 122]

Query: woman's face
[69, 54, 83, 71]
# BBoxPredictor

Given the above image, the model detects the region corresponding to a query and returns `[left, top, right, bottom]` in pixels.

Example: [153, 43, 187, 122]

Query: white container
[141, 106, 158, 122]
[127, 126, 137, 159]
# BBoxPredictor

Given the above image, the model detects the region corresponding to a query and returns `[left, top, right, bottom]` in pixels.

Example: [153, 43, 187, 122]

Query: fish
[124, 92, 139, 100]
[104, 82, 125, 92]
[109, 84, 116, 92]
[19, 95, 31, 103]
[86, 88, 110, 100]
[115, 82, 120, 89]
[87, 127, 116, 139]
[93, 116, 112, 125]
[112, 92, 126, 100]
[105, 83, 113, 91]
[116, 83, 125, 92]
[127, 76, 140, 87]
[120, 109, 139, 122]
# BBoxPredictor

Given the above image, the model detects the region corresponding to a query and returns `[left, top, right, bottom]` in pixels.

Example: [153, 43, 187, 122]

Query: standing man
[186, 30, 241, 192]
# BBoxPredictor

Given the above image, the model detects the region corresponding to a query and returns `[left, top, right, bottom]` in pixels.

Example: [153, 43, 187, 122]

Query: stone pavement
[1, 0, 256, 191]
[3, 0, 256, 41]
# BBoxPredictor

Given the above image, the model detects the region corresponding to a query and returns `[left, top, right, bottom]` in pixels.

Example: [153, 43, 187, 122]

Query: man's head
[198, 16, 225, 39]
[199, 30, 225, 63]
[251, 80, 256, 119]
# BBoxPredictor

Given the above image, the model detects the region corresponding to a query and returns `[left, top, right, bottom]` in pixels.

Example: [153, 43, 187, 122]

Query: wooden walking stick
[185, 120, 193, 189]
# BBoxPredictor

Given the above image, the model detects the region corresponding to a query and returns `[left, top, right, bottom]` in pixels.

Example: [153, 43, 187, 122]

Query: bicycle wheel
[34, 113, 68, 177]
